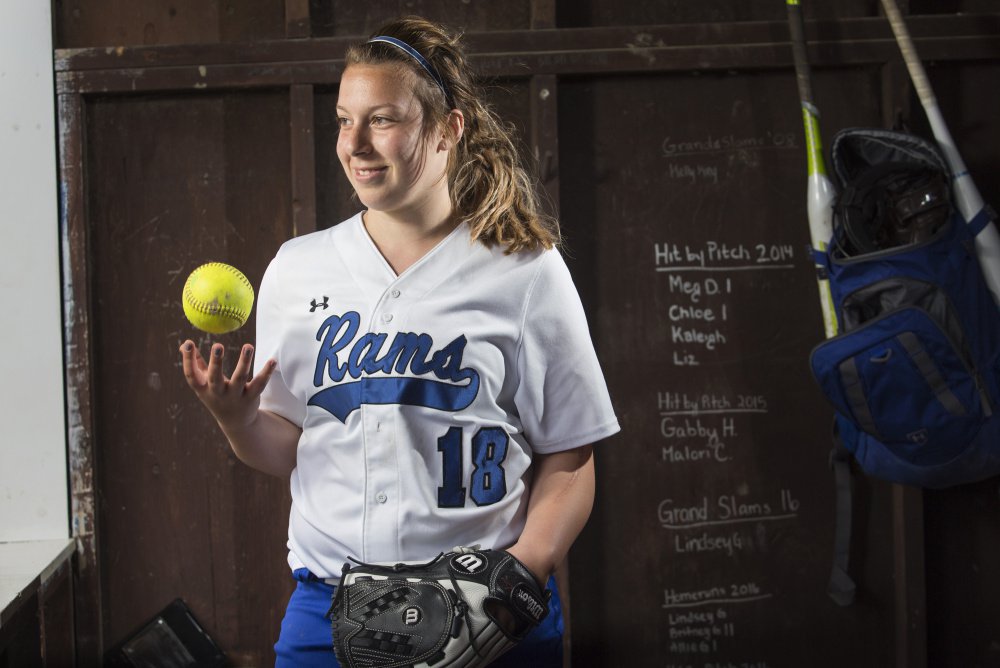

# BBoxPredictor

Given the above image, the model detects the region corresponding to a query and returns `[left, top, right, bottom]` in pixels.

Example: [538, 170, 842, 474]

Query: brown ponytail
[345, 16, 560, 253]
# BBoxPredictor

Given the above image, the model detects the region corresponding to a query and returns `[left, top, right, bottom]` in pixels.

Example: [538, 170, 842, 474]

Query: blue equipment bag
[808, 128, 1000, 605]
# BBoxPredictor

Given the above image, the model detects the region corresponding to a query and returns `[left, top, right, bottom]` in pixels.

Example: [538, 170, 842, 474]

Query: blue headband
[367, 35, 452, 107]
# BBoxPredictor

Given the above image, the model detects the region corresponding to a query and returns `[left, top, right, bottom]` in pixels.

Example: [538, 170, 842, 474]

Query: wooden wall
[53, 0, 1000, 665]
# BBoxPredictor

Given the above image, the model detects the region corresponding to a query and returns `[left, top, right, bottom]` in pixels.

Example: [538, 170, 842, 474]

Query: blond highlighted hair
[345, 16, 560, 253]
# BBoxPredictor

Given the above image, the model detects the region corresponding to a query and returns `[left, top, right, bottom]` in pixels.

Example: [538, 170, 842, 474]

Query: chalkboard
[561, 69, 902, 667]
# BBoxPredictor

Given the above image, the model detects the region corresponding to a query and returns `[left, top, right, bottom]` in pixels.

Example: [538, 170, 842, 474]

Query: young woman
[180, 16, 619, 667]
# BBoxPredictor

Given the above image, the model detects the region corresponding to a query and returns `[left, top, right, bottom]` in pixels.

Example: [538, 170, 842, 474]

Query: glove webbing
[328, 552, 444, 621]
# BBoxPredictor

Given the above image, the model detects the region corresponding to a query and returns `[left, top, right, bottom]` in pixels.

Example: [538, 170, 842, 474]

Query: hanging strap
[828, 421, 857, 606]
[838, 358, 882, 439]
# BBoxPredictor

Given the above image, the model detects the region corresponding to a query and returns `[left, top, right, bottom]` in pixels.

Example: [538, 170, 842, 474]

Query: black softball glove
[329, 546, 550, 667]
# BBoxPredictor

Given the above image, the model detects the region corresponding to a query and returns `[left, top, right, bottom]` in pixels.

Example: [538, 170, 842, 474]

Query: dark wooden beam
[529, 0, 560, 220]
[285, 0, 310, 39]
[893, 484, 928, 668]
[57, 90, 104, 667]
[529, 75, 559, 220]
[54, 15, 1000, 94]
[879, 8, 928, 665]
[530, 0, 556, 30]
[56, 15, 1000, 72]
[289, 84, 317, 237]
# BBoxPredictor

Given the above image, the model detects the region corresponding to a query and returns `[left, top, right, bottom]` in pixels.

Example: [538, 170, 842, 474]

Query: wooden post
[58, 90, 104, 667]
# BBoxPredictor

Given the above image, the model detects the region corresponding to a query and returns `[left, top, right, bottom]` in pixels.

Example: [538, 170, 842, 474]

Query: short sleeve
[254, 253, 307, 427]
[513, 251, 620, 452]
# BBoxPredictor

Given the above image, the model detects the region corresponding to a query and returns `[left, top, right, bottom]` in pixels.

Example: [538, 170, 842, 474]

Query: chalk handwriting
[658, 391, 768, 414]
[662, 582, 772, 609]
[668, 162, 720, 184]
[657, 489, 801, 529]
[654, 242, 796, 272]
[667, 275, 732, 303]
[660, 416, 736, 441]
[662, 131, 798, 158]
[662, 442, 731, 464]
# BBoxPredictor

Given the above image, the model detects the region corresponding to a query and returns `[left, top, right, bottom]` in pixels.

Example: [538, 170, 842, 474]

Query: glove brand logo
[451, 553, 487, 574]
[513, 585, 546, 621]
[402, 606, 422, 626]
[907, 428, 929, 445]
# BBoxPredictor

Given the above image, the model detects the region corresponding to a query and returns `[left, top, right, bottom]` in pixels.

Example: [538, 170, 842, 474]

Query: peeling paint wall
[0, 0, 69, 541]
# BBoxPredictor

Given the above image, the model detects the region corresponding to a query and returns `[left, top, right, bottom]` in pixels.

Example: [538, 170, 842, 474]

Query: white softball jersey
[254, 212, 620, 578]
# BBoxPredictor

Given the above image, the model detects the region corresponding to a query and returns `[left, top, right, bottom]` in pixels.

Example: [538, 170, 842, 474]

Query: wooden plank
[0, 590, 41, 664]
[893, 485, 927, 668]
[285, 0, 310, 39]
[215, 92, 297, 664]
[79, 90, 295, 664]
[290, 84, 317, 237]
[530, 0, 557, 30]
[39, 557, 76, 666]
[527, 11, 561, 666]
[559, 65, 901, 666]
[54, 34, 1000, 95]
[878, 10, 928, 661]
[54, 0, 287, 49]
[54, 14, 1000, 73]
[529, 75, 560, 220]
[311, 0, 531, 37]
[55, 30, 1000, 95]
[561, 0, 872, 25]
[57, 90, 104, 667]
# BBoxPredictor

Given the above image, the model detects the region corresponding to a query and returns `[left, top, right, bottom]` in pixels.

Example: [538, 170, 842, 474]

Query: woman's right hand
[179, 340, 276, 433]
[180, 340, 300, 477]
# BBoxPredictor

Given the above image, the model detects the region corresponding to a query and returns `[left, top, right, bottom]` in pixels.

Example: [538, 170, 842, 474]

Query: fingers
[180, 340, 272, 402]
[179, 340, 206, 390]
[230, 344, 255, 384]
[246, 355, 278, 397]
[207, 343, 226, 390]
[230, 344, 278, 395]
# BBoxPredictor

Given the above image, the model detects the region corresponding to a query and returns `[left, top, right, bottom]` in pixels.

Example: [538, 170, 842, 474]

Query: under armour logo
[310, 297, 329, 312]
[452, 553, 486, 574]
[402, 607, 422, 626]
[907, 429, 929, 445]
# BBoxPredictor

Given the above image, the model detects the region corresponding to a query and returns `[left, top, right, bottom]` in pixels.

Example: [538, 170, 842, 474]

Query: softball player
[180, 16, 619, 667]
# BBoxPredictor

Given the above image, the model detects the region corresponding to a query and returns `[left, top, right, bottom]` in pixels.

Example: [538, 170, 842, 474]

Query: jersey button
[382, 313, 393, 323]
[391, 289, 401, 298]
[375, 492, 388, 504]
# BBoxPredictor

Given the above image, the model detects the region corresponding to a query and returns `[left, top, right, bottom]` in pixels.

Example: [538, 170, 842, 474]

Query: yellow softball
[182, 262, 255, 334]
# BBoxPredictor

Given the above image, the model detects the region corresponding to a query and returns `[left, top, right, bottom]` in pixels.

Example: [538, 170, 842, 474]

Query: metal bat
[880, 0, 1000, 306]
[787, 0, 839, 337]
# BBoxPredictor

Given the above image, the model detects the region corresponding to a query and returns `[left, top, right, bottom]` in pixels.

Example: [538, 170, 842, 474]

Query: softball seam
[184, 262, 254, 323]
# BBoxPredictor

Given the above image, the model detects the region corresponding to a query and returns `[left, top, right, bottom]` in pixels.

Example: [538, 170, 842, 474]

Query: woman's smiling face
[335, 63, 451, 219]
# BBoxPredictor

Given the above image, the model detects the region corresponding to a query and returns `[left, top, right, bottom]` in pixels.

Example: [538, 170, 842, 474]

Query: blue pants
[275, 568, 564, 667]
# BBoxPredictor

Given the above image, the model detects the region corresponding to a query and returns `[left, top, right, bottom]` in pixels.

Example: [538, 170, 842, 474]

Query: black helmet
[831, 129, 952, 257]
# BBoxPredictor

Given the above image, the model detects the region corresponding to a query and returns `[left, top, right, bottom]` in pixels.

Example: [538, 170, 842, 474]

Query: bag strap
[837, 358, 883, 440]
[828, 421, 857, 606]
[897, 332, 968, 417]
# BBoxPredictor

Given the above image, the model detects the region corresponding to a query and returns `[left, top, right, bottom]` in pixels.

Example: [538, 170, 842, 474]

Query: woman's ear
[439, 109, 465, 151]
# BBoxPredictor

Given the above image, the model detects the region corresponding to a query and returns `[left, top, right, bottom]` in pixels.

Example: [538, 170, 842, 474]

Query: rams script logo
[308, 311, 480, 421]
